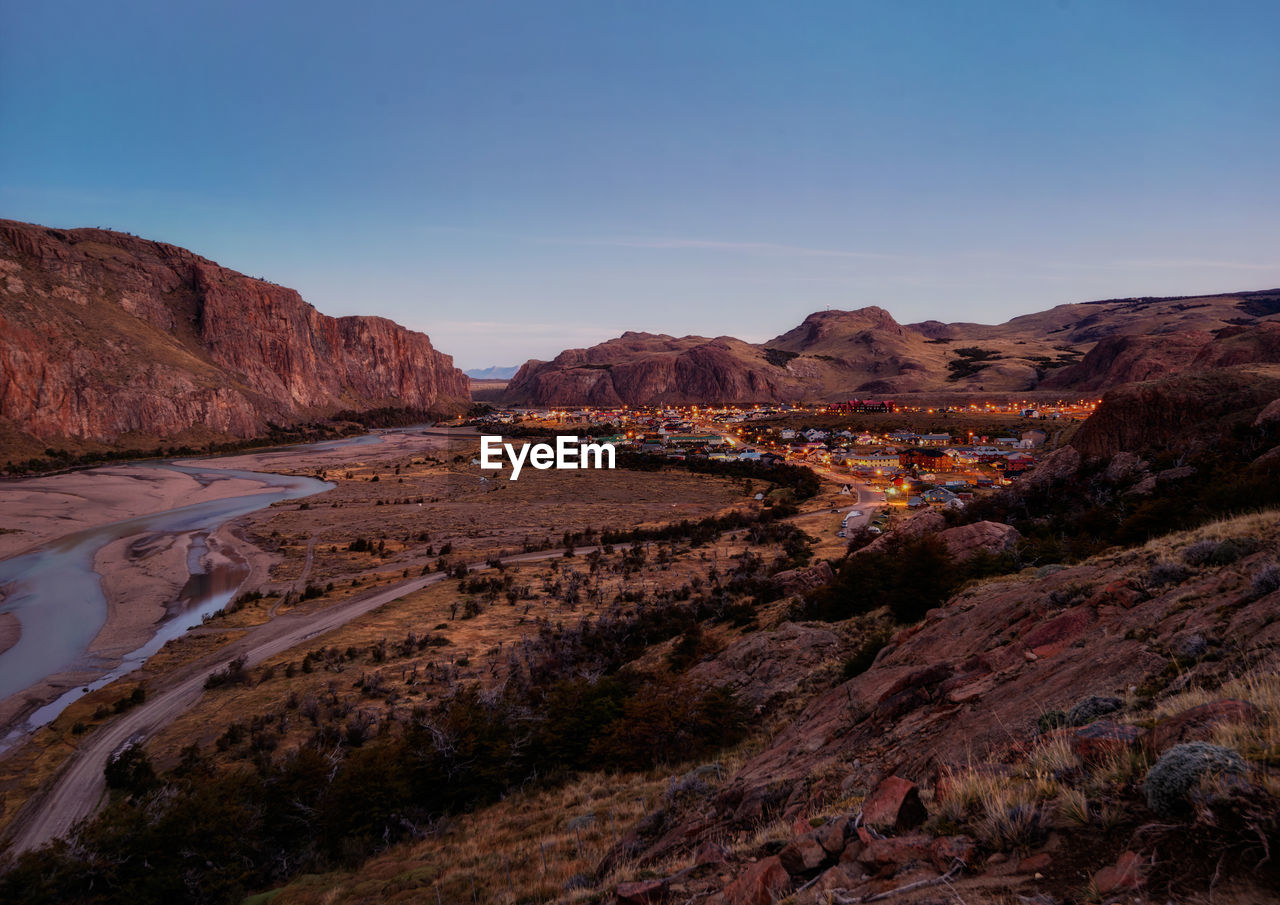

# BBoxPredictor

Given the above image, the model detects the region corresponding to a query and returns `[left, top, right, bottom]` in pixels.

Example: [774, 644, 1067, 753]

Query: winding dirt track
[3, 545, 596, 855]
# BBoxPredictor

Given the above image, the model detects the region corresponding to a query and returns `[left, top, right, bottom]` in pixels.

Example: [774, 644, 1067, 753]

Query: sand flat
[0, 466, 273, 560]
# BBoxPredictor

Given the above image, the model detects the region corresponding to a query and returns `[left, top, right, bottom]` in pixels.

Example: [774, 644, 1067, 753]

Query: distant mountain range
[465, 366, 519, 380]
[504, 293, 1280, 406]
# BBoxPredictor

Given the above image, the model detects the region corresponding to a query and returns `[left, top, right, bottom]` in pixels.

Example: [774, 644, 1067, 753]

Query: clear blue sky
[3, 1, 1278, 369]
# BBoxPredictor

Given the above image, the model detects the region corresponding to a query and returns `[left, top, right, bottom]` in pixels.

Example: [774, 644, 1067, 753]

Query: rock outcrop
[1069, 368, 1280, 458]
[0, 220, 470, 449]
[1039, 331, 1210, 391]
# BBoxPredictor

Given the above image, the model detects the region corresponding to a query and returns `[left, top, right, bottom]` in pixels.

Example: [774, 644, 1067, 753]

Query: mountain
[504, 331, 810, 406]
[503, 291, 1280, 405]
[0, 220, 470, 454]
[464, 366, 519, 380]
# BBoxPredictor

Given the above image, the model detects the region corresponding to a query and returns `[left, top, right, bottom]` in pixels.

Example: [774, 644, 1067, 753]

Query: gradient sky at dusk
[3, 1, 1278, 368]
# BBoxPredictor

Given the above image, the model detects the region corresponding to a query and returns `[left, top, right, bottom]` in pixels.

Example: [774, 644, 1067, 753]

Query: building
[899, 448, 950, 469]
[827, 399, 897, 414]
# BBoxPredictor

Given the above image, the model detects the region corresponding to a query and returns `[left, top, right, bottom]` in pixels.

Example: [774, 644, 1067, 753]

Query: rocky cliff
[0, 220, 469, 449]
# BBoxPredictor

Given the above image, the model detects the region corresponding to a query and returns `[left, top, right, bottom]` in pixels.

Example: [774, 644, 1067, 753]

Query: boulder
[856, 834, 935, 877]
[812, 816, 850, 855]
[617, 878, 669, 904]
[778, 833, 828, 875]
[861, 776, 928, 833]
[722, 856, 790, 905]
[771, 561, 834, 596]
[934, 521, 1021, 561]
[1071, 721, 1144, 764]
[693, 841, 732, 867]
[929, 835, 977, 872]
[1092, 850, 1146, 895]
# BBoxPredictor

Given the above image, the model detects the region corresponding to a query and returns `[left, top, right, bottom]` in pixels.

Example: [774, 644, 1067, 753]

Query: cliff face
[0, 220, 469, 446]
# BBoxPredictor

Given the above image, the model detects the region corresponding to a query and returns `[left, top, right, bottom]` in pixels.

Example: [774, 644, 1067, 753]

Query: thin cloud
[1114, 257, 1280, 272]
[537, 235, 897, 260]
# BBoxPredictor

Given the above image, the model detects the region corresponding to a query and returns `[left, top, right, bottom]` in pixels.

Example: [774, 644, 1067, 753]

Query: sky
[2, 1, 1279, 370]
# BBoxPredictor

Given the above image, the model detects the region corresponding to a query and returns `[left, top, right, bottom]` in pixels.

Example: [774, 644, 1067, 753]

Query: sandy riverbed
[0, 428, 469, 736]
[0, 465, 273, 561]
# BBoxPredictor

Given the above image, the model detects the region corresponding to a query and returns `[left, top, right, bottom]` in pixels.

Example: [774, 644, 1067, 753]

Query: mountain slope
[503, 291, 1280, 405]
[503, 332, 810, 405]
[0, 220, 470, 451]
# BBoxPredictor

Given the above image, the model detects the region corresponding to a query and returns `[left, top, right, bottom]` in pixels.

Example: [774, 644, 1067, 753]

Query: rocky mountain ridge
[505, 291, 1280, 405]
[0, 220, 470, 454]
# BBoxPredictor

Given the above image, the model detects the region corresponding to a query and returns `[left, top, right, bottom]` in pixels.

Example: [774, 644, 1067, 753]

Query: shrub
[1251, 563, 1280, 598]
[1181, 539, 1219, 566]
[1068, 695, 1122, 727]
[104, 742, 155, 793]
[1037, 710, 1068, 734]
[1144, 742, 1247, 817]
[1146, 560, 1190, 588]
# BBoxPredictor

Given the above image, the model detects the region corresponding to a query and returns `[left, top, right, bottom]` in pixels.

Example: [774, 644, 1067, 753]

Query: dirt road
[3, 544, 596, 855]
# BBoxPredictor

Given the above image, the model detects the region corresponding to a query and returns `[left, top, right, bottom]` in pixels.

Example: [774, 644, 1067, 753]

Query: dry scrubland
[0, 443, 787, 838]
[249, 508, 1280, 905]
[245, 451, 755, 584]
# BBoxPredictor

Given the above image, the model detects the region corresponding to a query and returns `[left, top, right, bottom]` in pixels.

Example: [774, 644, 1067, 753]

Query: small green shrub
[1068, 695, 1122, 727]
[1037, 710, 1068, 734]
[1143, 742, 1247, 817]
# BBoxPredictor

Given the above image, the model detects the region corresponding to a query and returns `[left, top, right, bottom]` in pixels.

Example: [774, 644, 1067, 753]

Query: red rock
[812, 817, 850, 855]
[814, 865, 860, 893]
[616, 878, 668, 904]
[693, 842, 731, 867]
[0, 221, 470, 444]
[1023, 607, 1095, 652]
[1019, 852, 1052, 873]
[1041, 332, 1210, 394]
[861, 776, 928, 832]
[929, 835, 977, 872]
[1071, 721, 1144, 764]
[878, 664, 954, 702]
[722, 856, 791, 905]
[838, 837, 865, 866]
[1146, 700, 1263, 755]
[779, 833, 828, 875]
[857, 835, 935, 877]
[1086, 580, 1142, 610]
[1093, 850, 1146, 894]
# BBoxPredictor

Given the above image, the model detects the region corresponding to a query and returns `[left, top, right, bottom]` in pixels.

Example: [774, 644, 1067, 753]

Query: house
[1020, 429, 1047, 448]
[922, 487, 959, 505]
[780, 429, 797, 440]
[920, 433, 953, 446]
[899, 448, 950, 469]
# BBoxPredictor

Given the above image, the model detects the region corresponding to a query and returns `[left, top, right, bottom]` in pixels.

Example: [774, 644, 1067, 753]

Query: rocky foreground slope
[505, 291, 1280, 405]
[0, 220, 469, 452]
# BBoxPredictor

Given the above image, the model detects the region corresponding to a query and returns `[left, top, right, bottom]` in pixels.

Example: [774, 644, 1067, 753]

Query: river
[0, 460, 334, 739]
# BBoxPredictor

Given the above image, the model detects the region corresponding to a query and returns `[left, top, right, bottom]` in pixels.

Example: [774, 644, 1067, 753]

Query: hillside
[504, 332, 810, 405]
[504, 291, 1280, 405]
[0, 220, 470, 459]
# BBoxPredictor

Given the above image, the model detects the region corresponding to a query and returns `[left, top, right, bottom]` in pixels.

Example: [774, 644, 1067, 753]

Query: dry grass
[268, 737, 767, 905]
